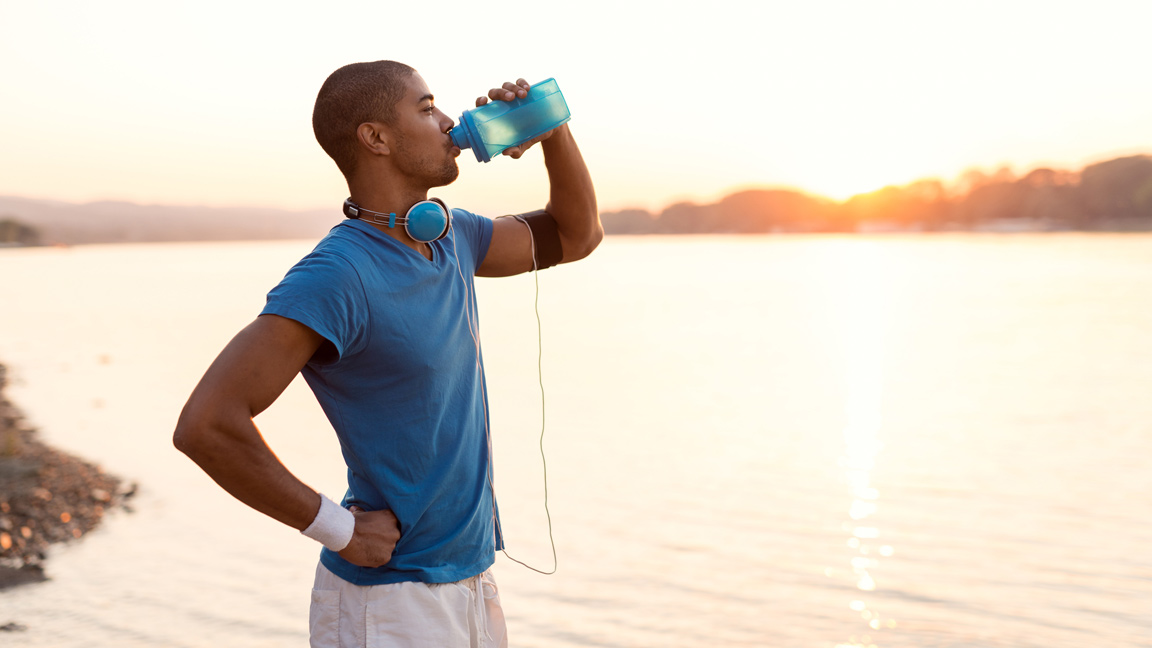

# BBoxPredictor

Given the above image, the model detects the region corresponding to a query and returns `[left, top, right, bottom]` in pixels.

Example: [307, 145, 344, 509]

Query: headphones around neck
[343, 197, 452, 243]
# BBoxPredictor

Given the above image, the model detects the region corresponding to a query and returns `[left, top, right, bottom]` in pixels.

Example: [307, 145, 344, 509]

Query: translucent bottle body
[451, 78, 571, 163]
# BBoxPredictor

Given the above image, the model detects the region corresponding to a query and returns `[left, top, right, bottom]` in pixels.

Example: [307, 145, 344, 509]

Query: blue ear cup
[405, 198, 451, 243]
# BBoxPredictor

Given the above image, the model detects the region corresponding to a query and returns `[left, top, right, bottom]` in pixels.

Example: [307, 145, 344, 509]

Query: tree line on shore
[3, 153, 1151, 246]
[603, 154, 1152, 234]
[0, 197, 335, 246]
[0, 219, 39, 246]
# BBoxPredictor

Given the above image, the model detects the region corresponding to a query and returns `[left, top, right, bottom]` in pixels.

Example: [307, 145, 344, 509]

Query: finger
[502, 130, 549, 158]
[503, 80, 528, 99]
[475, 95, 488, 108]
[516, 78, 530, 92]
[488, 86, 516, 102]
[488, 81, 527, 102]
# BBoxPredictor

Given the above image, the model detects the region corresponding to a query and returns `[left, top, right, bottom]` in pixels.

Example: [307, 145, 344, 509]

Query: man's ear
[356, 122, 391, 156]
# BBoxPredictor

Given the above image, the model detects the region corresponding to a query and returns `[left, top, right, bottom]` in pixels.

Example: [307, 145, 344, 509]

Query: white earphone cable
[451, 216, 557, 575]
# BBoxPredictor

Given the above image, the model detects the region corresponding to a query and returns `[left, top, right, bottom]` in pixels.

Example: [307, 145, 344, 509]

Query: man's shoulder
[451, 207, 492, 227]
[262, 224, 372, 352]
[297, 222, 383, 271]
[447, 207, 494, 257]
[271, 225, 370, 294]
[311, 221, 368, 256]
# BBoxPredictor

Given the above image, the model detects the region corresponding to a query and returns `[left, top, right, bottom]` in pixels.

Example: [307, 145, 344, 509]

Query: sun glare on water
[814, 241, 903, 647]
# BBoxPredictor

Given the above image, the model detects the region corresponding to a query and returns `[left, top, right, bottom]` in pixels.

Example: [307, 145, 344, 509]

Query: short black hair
[312, 60, 416, 180]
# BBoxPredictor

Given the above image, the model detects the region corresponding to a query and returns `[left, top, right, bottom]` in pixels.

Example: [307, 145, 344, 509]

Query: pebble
[0, 363, 129, 589]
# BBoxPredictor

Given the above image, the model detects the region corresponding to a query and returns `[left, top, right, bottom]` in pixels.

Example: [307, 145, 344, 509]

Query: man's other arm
[477, 79, 602, 278]
[173, 314, 399, 567]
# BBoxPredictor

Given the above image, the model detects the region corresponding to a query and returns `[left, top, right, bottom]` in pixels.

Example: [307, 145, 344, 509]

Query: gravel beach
[0, 363, 131, 590]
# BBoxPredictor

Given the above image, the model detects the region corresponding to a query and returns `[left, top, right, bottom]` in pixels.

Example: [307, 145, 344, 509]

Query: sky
[2, 1, 1151, 216]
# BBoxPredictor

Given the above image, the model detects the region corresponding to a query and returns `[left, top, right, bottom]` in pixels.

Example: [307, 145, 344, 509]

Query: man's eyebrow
[417, 93, 435, 104]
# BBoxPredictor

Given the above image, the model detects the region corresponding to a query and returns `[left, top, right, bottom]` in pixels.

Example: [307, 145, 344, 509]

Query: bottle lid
[449, 123, 470, 151]
[451, 110, 490, 162]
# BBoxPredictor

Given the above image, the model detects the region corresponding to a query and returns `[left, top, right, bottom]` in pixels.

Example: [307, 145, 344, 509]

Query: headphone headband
[343, 198, 452, 243]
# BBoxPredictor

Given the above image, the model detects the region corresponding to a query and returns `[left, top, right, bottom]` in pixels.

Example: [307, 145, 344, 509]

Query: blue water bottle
[450, 78, 572, 163]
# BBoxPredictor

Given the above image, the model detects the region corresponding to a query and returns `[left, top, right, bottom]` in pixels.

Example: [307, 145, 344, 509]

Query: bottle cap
[450, 110, 490, 162]
[449, 123, 470, 151]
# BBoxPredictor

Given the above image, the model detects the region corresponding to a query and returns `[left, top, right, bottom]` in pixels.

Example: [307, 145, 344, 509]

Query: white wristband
[301, 494, 356, 552]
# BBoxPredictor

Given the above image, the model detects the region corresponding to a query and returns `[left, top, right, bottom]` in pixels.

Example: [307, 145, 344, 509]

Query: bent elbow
[578, 223, 605, 260]
[172, 405, 221, 463]
[562, 218, 604, 263]
[172, 416, 202, 459]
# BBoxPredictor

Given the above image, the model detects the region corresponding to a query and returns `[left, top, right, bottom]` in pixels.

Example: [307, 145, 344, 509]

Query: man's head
[313, 60, 459, 188]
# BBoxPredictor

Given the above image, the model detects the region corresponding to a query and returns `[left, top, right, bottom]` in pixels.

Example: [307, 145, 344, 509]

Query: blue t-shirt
[260, 210, 500, 585]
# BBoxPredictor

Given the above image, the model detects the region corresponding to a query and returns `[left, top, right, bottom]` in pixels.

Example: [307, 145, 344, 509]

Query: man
[173, 60, 600, 647]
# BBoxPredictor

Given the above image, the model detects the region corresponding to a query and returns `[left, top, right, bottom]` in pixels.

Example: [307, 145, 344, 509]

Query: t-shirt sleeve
[260, 251, 369, 366]
[450, 208, 494, 272]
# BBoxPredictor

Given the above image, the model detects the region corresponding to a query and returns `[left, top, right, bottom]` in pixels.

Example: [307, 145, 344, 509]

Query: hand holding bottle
[450, 77, 572, 163]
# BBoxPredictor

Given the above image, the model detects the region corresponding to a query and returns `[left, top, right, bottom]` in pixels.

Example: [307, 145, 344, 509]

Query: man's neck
[347, 184, 433, 258]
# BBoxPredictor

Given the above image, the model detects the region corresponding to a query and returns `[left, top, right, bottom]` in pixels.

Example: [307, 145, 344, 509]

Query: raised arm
[173, 314, 398, 567]
[476, 79, 603, 277]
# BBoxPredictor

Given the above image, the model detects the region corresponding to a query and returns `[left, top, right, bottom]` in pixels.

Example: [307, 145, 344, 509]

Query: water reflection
[819, 242, 898, 648]
[840, 418, 897, 646]
[845, 420, 883, 596]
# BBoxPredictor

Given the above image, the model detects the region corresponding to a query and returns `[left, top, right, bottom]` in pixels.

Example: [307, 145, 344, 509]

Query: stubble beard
[393, 132, 460, 189]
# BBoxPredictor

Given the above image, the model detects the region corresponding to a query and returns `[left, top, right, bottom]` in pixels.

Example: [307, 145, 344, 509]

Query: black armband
[516, 209, 564, 270]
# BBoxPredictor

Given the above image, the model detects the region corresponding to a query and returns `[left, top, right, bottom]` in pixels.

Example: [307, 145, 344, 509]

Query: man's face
[389, 73, 460, 188]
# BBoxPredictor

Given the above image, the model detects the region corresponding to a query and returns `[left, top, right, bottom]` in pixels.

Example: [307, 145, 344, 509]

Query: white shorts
[308, 561, 508, 648]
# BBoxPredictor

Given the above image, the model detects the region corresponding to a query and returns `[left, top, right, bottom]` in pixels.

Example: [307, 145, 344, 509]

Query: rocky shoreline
[0, 363, 132, 590]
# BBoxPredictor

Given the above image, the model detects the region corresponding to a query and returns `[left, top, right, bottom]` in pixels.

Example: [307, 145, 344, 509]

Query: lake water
[1, 235, 1150, 647]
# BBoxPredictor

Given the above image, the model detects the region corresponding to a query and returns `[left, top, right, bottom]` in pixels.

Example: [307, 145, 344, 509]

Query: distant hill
[603, 154, 1152, 234]
[0, 196, 337, 245]
[4, 153, 1151, 245]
